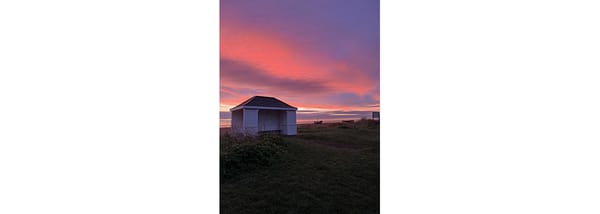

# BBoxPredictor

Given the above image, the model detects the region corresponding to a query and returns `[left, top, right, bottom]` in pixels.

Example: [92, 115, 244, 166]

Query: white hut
[230, 96, 297, 135]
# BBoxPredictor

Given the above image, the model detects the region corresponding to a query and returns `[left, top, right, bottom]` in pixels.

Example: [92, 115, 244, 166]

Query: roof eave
[230, 106, 243, 112]
[230, 106, 297, 112]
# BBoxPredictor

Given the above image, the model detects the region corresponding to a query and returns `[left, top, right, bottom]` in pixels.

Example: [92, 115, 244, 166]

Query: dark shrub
[220, 132, 256, 145]
[258, 133, 285, 146]
[355, 118, 380, 129]
[221, 139, 285, 179]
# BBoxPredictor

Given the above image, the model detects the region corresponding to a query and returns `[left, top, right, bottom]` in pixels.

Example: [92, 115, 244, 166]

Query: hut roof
[230, 96, 297, 111]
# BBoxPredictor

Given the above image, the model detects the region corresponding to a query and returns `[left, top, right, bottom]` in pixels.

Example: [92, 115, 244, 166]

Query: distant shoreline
[219, 121, 355, 129]
[220, 123, 323, 130]
[220, 118, 371, 128]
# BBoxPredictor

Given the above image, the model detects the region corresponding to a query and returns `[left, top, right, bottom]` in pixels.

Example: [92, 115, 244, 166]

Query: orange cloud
[220, 20, 374, 95]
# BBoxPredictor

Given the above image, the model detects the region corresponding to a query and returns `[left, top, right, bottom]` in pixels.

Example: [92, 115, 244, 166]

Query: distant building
[230, 96, 297, 135]
[372, 112, 380, 120]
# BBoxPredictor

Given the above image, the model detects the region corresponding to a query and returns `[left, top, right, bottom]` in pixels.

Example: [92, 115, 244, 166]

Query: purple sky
[221, 0, 379, 125]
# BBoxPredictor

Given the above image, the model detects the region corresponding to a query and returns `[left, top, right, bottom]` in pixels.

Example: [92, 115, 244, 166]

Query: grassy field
[220, 120, 379, 214]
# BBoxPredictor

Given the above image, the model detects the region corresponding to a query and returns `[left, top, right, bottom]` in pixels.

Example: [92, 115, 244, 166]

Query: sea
[219, 117, 365, 128]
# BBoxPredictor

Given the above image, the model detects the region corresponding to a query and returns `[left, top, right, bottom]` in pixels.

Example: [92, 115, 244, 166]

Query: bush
[220, 136, 286, 179]
[258, 133, 285, 146]
[220, 132, 256, 145]
[355, 118, 380, 129]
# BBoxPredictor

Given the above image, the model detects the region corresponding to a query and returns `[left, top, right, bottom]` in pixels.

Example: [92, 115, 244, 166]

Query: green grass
[220, 120, 379, 214]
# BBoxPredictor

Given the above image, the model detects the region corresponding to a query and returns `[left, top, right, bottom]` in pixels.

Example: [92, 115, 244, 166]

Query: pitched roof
[231, 96, 297, 111]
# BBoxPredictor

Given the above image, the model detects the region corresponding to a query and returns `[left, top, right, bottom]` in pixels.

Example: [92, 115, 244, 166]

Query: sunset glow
[220, 0, 379, 126]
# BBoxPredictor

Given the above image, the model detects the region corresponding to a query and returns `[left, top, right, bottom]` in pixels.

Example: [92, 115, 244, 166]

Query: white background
[1, 0, 600, 213]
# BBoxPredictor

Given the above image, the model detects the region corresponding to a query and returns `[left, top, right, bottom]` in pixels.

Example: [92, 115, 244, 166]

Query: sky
[220, 0, 379, 126]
